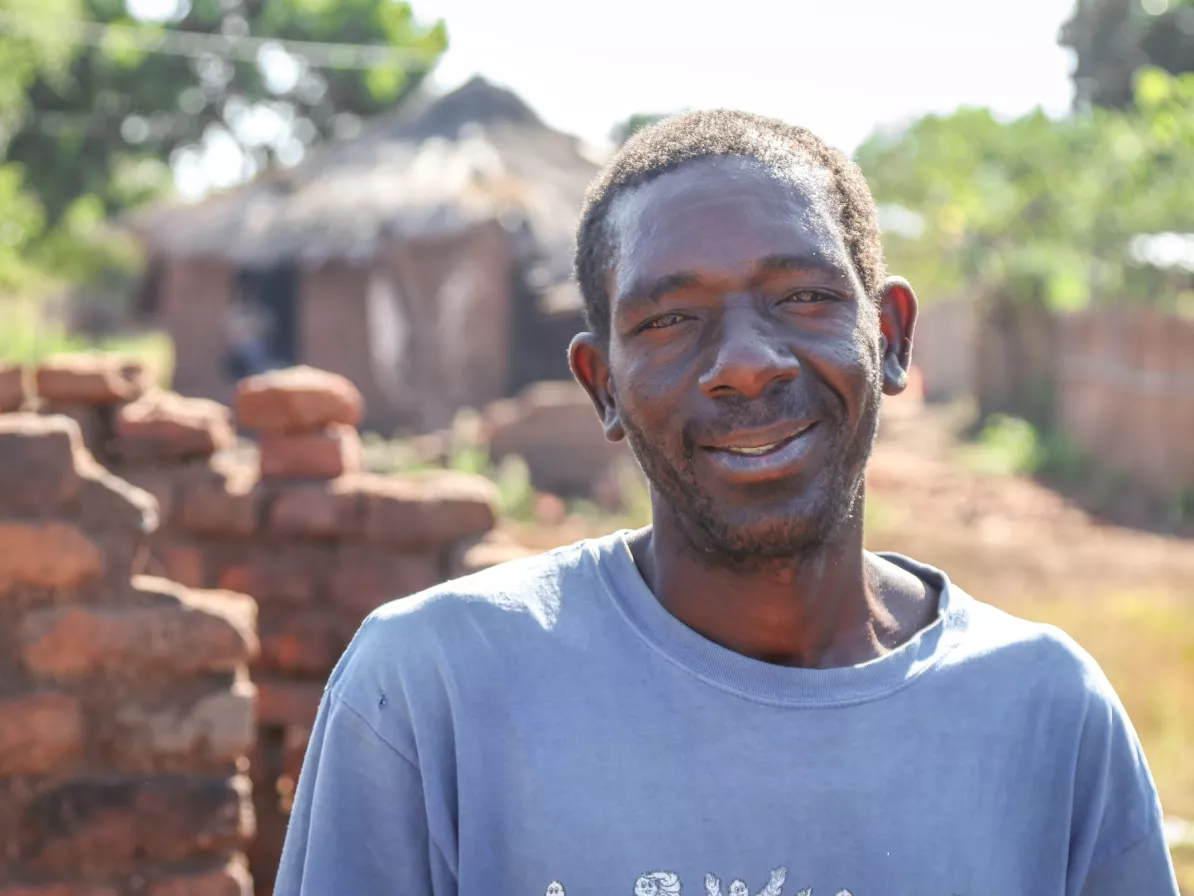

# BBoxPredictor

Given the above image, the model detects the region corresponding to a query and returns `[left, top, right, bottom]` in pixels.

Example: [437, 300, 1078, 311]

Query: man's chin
[680, 506, 846, 569]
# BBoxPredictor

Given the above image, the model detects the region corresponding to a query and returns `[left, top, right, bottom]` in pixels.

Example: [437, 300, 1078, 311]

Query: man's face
[598, 156, 887, 565]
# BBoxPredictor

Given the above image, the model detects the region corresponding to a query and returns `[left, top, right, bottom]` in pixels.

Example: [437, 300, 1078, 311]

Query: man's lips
[699, 420, 818, 454]
[698, 419, 822, 481]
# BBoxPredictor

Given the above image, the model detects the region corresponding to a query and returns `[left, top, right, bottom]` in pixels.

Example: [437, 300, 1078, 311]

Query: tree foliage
[610, 112, 669, 145]
[4, 0, 446, 229]
[855, 69, 1194, 311]
[1060, 0, 1194, 108]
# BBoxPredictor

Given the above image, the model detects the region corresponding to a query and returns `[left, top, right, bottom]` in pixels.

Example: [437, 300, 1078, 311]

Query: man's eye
[641, 312, 688, 330]
[780, 289, 831, 304]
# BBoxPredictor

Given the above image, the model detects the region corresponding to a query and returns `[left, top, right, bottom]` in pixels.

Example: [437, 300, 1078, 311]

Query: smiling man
[274, 112, 1179, 896]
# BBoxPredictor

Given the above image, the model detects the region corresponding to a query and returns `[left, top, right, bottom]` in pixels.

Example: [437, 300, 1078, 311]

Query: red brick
[358, 471, 498, 549]
[255, 679, 324, 729]
[76, 467, 160, 537]
[0, 522, 104, 592]
[0, 363, 26, 412]
[35, 354, 148, 405]
[257, 607, 342, 675]
[153, 541, 207, 588]
[281, 726, 309, 782]
[0, 414, 84, 515]
[268, 479, 362, 538]
[46, 405, 111, 462]
[121, 469, 179, 526]
[178, 458, 260, 538]
[258, 424, 361, 480]
[235, 366, 362, 433]
[115, 680, 256, 766]
[149, 859, 252, 896]
[19, 774, 252, 871]
[329, 547, 439, 615]
[0, 691, 84, 776]
[114, 391, 235, 464]
[20, 578, 257, 679]
[215, 546, 327, 604]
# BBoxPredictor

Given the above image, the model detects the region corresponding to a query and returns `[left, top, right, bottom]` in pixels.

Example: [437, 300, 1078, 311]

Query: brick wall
[1, 357, 505, 894]
[1058, 308, 1194, 496]
[0, 412, 258, 896]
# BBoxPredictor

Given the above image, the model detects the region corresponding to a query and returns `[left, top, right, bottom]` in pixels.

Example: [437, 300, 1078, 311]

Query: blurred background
[0, 0, 1193, 888]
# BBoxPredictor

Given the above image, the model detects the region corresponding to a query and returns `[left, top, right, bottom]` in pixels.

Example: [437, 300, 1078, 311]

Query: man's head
[575, 110, 887, 344]
[569, 110, 918, 569]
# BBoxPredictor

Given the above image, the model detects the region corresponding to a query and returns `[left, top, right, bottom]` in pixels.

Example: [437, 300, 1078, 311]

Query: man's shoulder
[329, 537, 602, 688]
[378, 539, 590, 630]
[952, 591, 1118, 710]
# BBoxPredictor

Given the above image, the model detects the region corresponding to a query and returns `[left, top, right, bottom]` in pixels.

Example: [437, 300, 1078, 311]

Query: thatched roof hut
[132, 76, 601, 433]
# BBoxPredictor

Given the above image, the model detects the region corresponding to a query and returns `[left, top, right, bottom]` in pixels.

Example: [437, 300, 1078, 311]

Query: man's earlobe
[877, 277, 919, 397]
[569, 333, 626, 442]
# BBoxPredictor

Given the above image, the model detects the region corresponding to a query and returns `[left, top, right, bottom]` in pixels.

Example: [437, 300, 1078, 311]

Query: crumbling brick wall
[0, 411, 259, 896]
[3, 357, 506, 894]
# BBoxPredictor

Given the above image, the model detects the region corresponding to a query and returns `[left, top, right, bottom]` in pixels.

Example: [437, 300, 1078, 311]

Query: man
[275, 111, 1178, 895]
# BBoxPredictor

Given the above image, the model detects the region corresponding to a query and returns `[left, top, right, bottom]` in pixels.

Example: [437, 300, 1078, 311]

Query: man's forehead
[605, 155, 848, 277]
[609, 155, 833, 226]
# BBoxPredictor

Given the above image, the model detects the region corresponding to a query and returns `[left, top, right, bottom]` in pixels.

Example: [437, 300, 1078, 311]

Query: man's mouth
[699, 420, 821, 480]
[702, 421, 817, 455]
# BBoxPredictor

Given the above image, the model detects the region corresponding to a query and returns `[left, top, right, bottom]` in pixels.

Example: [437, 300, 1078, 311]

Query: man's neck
[626, 502, 938, 670]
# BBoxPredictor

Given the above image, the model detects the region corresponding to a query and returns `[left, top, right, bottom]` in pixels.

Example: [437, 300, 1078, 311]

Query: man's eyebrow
[753, 253, 845, 276]
[617, 271, 704, 306]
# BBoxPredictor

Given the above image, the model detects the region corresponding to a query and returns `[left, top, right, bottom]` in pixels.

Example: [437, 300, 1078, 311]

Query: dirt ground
[866, 401, 1194, 603]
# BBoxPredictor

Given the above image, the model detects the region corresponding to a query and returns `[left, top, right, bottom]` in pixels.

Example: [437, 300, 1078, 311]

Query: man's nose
[698, 303, 800, 400]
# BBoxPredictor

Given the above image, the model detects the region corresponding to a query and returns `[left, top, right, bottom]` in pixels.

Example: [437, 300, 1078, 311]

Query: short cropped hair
[574, 109, 886, 340]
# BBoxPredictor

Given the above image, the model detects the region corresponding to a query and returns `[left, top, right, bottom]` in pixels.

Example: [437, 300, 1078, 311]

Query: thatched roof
[128, 77, 603, 271]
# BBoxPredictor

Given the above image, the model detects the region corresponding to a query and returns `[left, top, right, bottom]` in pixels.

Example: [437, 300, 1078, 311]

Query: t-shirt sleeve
[1078, 830, 1179, 896]
[1067, 655, 1178, 896]
[273, 689, 457, 896]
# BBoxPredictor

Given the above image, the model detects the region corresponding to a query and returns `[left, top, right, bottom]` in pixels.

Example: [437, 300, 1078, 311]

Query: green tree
[0, 0, 82, 289]
[1060, 0, 1194, 108]
[3, 0, 446, 228]
[854, 68, 1194, 311]
[610, 112, 669, 145]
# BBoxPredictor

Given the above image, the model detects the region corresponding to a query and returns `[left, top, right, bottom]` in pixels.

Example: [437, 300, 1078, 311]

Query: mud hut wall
[0, 413, 257, 896]
[381, 222, 516, 432]
[298, 260, 415, 436]
[159, 257, 237, 407]
[1057, 308, 1194, 497]
[911, 298, 976, 402]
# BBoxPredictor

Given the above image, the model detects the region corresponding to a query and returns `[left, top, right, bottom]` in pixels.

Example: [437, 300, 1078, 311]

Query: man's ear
[877, 277, 919, 397]
[569, 332, 626, 442]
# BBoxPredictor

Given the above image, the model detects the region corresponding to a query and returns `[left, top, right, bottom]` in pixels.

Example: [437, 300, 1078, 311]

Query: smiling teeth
[725, 441, 784, 456]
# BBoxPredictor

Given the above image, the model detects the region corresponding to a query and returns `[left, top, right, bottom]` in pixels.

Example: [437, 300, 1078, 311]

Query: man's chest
[445, 692, 1075, 896]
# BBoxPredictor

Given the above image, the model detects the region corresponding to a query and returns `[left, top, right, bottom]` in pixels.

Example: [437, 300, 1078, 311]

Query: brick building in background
[127, 77, 601, 436]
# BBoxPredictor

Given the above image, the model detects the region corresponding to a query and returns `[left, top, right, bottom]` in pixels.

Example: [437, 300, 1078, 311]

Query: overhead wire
[0, 9, 440, 70]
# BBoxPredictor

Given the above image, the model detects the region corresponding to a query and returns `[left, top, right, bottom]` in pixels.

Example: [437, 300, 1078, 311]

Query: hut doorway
[227, 264, 299, 378]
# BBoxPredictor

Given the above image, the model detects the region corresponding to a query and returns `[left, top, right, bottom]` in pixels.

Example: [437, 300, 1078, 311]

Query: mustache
[681, 392, 838, 447]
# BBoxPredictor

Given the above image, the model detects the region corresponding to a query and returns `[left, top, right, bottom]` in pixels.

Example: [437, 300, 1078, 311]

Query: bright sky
[414, 0, 1079, 153]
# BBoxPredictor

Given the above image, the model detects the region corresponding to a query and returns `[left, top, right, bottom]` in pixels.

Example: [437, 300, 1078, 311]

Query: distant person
[274, 112, 1179, 895]
[223, 297, 273, 380]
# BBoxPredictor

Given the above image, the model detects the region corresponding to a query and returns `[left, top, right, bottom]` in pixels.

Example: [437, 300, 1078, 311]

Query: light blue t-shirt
[275, 531, 1178, 896]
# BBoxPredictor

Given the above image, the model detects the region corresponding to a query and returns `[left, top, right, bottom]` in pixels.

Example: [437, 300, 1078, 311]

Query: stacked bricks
[236, 366, 362, 481]
[7, 357, 505, 893]
[227, 367, 499, 893]
[0, 413, 258, 896]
